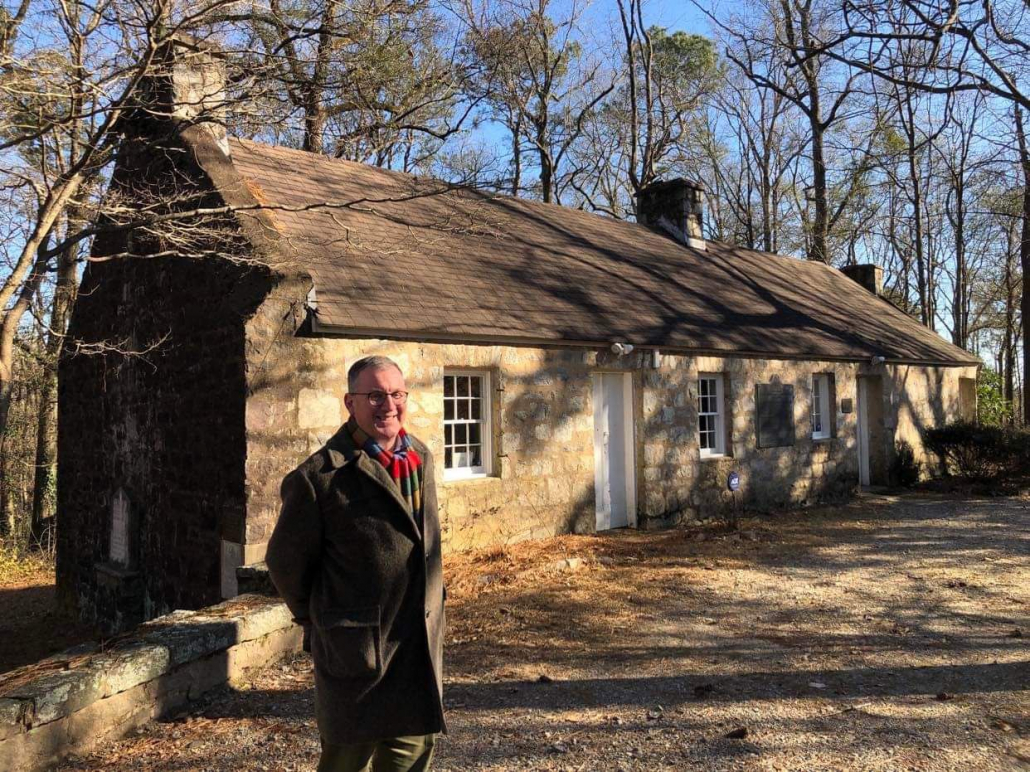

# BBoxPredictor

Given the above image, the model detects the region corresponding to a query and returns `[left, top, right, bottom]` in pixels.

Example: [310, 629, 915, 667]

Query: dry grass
[0, 542, 54, 587]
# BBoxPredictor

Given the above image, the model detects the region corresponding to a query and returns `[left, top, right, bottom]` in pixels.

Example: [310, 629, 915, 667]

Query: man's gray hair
[347, 356, 403, 392]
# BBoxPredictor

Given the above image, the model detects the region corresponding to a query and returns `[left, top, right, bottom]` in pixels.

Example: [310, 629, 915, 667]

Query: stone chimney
[132, 34, 229, 156]
[635, 179, 707, 251]
[840, 264, 883, 296]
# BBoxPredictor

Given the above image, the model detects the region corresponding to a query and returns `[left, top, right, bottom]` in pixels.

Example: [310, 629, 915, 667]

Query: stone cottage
[57, 39, 979, 633]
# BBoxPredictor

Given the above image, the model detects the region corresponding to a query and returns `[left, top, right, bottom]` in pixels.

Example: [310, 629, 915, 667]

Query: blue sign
[727, 471, 740, 492]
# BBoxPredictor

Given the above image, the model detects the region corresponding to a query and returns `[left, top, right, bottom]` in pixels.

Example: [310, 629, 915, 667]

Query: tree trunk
[29, 225, 79, 545]
[511, 114, 522, 197]
[809, 116, 828, 263]
[901, 91, 929, 327]
[1005, 218, 1018, 422]
[1015, 107, 1030, 425]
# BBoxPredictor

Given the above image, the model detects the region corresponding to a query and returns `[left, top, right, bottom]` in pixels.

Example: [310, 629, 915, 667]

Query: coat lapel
[325, 427, 423, 541]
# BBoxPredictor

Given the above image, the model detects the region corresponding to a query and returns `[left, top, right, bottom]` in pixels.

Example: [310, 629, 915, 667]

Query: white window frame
[812, 373, 833, 440]
[698, 373, 727, 458]
[443, 370, 492, 480]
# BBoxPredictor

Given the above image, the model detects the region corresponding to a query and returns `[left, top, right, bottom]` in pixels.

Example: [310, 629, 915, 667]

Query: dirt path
[60, 493, 1029, 771]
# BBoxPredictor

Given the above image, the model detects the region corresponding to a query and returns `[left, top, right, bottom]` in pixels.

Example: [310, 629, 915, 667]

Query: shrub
[923, 422, 1030, 482]
[890, 440, 921, 487]
[0, 541, 54, 585]
[977, 367, 1012, 426]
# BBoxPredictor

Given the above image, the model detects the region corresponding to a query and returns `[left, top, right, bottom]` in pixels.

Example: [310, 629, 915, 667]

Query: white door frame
[593, 372, 637, 530]
[857, 377, 870, 487]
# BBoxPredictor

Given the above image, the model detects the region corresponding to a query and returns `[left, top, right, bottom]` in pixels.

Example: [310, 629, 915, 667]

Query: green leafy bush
[977, 367, 1012, 426]
[923, 422, 1030, 482]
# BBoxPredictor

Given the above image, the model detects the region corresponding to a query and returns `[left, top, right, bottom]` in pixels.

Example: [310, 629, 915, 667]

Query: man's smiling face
[344, 364, 407, 451]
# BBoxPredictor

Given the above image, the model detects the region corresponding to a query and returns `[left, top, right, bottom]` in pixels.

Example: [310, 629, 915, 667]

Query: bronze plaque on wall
[756, 384, 795, 448]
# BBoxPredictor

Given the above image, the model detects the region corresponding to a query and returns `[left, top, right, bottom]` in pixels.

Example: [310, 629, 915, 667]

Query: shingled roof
[224, 138, 977, 366]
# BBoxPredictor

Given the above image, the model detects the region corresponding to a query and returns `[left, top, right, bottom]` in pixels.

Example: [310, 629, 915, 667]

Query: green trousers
[317, 734, 436, 772]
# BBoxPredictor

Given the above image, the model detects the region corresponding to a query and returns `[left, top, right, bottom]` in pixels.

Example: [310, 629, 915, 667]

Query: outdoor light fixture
[610, 342, 634, 356]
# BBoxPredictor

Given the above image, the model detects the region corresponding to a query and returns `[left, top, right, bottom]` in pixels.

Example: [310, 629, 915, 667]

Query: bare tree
[568, 2, 720, 218]
[703, 51, 806, 252]
[822, 0, 1030, 414]
[461, 0, 613, 203]
[237, 0, 471, 169]
[702, 0, 878, 262]
[0, 0, 175, 530]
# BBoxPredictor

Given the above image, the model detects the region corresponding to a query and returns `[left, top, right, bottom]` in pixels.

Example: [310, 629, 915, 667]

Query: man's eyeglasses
[351, 391, 409, 407]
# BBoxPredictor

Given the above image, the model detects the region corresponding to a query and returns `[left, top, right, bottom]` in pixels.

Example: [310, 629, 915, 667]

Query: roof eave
[307, 314, 980, 369]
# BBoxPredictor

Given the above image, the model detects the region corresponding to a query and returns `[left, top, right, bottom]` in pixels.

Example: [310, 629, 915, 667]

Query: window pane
[444, 372, 491, 475]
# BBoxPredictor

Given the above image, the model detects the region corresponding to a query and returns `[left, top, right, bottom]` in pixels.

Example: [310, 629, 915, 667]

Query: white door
[593, 373, 636, 530]
[857, 377, 870, 486]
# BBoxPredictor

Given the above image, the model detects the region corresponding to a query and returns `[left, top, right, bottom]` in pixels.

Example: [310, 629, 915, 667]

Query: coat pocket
[313, 605, 382, 679]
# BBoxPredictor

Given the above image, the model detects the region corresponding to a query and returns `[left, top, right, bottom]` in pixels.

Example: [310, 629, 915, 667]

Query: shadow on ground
[0, 583, 94, 674]
[55, 492, 1030, 771]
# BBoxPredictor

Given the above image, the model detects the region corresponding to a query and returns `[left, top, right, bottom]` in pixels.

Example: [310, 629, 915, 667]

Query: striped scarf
[347, 418, 423, 518]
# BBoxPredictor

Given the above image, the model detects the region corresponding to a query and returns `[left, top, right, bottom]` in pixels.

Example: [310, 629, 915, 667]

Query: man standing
[267, 355, 445, 772]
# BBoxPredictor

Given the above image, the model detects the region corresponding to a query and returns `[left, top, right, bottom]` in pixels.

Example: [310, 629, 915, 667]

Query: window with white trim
[812, 373, 833, 440]
[698, 374, 727, 457]
[443, 371, 492, 479]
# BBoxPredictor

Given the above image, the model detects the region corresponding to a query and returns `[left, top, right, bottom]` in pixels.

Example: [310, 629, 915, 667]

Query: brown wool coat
[265, 427, 445, 745]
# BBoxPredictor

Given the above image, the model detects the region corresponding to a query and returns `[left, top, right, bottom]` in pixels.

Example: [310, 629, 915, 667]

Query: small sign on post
[727, 471, 742, 530]
[727, 471, 740, 492]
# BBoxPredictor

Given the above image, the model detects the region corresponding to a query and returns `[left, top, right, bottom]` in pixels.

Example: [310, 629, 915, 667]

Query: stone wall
[57, 126, 276, 631]
[57, 250, 271, 632]
[240, 298, 978, 557]
[639, 355, 860, 523]
[0, 595, 301, 772]
[888, 364, 978, 471]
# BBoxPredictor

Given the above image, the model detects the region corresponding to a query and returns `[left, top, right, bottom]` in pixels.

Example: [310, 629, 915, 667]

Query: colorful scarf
[347, 418, 423, 518]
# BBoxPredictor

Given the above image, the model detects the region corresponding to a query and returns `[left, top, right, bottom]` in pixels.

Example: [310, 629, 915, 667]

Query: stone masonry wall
[889, 364, 978, 471]
[58, 253, 269, 633]
[242, 287, 977, 556]
[58, 126, 275, 630]
[0, 595, 300, 772]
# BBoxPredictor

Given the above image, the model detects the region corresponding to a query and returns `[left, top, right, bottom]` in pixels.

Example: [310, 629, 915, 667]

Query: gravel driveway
[60, 492, 1028, 771]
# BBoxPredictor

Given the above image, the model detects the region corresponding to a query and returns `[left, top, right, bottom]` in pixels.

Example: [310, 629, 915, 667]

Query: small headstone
[109, 488, 132, 567]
